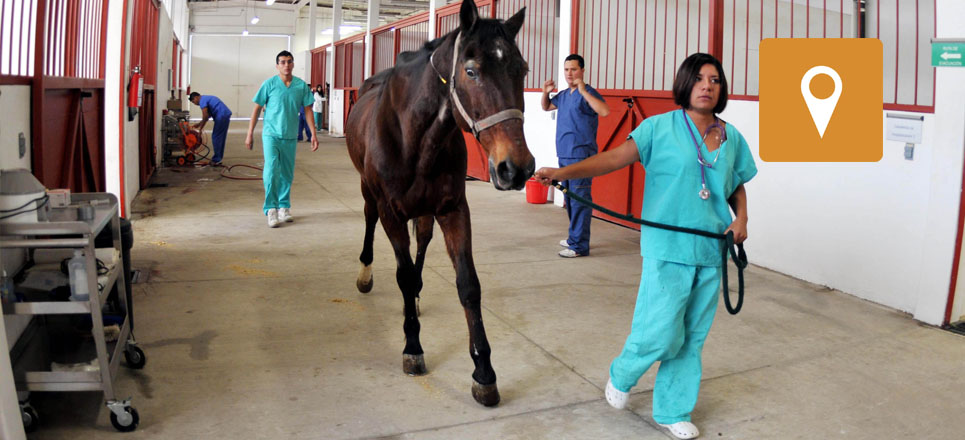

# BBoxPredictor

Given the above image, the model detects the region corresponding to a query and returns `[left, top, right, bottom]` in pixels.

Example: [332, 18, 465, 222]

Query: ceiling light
[266, 0, 276, 5]
[242, 29, 249, 36]
[251, 16, 260, 24]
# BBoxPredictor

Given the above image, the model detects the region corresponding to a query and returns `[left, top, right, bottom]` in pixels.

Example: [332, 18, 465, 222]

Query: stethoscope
[681, 109, 727, 200]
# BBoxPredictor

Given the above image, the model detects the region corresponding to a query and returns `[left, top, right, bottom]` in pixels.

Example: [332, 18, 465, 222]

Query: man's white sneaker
[558, 248, 585, 258]
[658, 421, 700, 439]
[279, 208, 293, 223]
[267, 208, 280, 228]
[605, 378, 628, 409]
[559, 239, 569, 247]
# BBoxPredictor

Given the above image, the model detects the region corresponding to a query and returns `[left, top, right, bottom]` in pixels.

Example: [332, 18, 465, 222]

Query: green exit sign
[932, 40, 965, 67]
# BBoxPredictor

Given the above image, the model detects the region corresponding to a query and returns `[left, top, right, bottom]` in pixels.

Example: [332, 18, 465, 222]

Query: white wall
[0, 86, 32, 171]
[157, 8, 175, 169]
[189, 34, 291, 120]
[713, 0, 965, 325]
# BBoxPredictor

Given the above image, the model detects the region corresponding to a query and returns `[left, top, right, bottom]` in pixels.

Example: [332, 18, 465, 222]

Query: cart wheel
[124, 346, 146, 369]
[110, 406, 139, 432]
[186, 153, 196, 163]
[176, 156, 186, 166]
[21, 405, 39, 433]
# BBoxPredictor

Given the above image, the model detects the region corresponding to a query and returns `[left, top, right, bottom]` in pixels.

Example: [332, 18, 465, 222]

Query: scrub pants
[210, 116, 231, 163]
[559, 157, 592, 255]
[297, 111, 312, 141]
[262, 136, 297, 215]
[609, 258, 721, 424]
[314, 112, 323, 131]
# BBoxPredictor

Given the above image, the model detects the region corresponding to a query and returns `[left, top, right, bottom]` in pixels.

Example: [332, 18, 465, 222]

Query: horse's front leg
[437, 200, 499, 407]
[379, 209, 427, 376]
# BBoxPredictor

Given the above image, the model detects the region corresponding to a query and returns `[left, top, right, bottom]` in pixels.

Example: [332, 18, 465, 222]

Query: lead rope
[551, 180, 747, 314]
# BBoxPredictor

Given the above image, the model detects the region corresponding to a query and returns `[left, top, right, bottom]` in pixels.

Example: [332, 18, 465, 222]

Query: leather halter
[430, 32, 524, 140]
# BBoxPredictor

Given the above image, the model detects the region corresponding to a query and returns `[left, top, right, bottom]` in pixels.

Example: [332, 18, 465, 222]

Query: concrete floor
[24, 127, 965, 439]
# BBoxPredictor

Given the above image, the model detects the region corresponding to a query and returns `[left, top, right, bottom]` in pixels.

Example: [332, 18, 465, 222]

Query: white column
[363, 0, 381, 79]
[551, 0, 574, 207]
[309, 0, 317, 49]
[104, 0, 127, 216]
[557, 0, 573, 90]
[328, 0, 342, 87]
[427, 0, 446, 40]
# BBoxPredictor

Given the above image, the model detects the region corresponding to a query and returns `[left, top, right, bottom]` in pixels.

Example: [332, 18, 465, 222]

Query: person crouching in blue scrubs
[245, 50, 318, 228]
[189, 92, 233, 166]
[535, 53, 757, 440]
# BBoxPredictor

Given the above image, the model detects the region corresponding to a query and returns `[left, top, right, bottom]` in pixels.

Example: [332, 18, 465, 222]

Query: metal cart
[1, 192, 144, 432]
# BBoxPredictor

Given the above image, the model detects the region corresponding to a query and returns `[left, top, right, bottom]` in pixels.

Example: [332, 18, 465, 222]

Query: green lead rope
[550, 181, 747, 315]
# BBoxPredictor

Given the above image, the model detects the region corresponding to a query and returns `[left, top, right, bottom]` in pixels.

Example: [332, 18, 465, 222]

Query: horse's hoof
[356, 264, 373, 293]
[471, 380, 500, 407]
[403, 354, 427, 376]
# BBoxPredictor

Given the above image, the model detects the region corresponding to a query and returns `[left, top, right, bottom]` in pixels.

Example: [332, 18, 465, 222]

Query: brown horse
[344, 0, 533, 407]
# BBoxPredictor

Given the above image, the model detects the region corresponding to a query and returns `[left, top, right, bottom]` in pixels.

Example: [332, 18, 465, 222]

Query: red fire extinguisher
[127, 66, 143, 120]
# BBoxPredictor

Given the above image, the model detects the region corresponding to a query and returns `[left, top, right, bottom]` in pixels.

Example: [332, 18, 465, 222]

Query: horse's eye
[465, 68, 478, 79]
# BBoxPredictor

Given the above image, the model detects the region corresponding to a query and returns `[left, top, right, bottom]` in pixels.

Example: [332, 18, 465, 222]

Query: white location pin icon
[800, 66, 842, 138]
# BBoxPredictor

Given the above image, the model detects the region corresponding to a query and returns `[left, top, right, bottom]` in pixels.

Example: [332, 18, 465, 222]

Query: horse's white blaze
[437, 102, 449, 122]
[358, 263, 372, 282]
[494, 48, 503, 60]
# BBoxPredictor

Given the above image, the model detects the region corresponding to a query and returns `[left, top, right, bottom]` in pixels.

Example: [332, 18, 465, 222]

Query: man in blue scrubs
[244, 50, 317, 228]
[190, 92, 233, 166]
[541, 54, 610, 258]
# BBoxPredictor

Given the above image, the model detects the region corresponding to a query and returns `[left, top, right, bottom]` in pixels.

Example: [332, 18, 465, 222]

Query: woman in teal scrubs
[245, 50, 317, 228]
[535, 53, 757, 440]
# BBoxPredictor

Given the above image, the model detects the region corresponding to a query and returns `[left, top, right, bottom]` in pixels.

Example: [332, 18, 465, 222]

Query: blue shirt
[629, 110, 758, 266]
[199, 95, 232, 120]
[253, 75, 314, 140]
[550, 85, 604, 158]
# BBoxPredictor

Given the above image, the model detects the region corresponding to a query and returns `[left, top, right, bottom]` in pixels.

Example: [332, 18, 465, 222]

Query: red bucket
[525, 178, 548, 204]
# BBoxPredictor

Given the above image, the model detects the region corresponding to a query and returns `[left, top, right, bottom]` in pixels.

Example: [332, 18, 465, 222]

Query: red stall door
[591, 93, 678, 230]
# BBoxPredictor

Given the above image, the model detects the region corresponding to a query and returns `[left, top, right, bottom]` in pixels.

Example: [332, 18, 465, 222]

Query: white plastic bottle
[68, 250, 90, 301]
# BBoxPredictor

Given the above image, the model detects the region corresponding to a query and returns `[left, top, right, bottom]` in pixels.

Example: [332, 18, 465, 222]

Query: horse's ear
[459, 0, 479, 32]
[503, 7, 526, 39]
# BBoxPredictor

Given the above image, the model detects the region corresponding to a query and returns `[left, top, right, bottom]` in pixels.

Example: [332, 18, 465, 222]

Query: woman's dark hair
[672, 53, 728, 114]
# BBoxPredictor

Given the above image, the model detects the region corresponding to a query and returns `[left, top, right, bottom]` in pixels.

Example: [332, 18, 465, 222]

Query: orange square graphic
[759, 39, 883, 162]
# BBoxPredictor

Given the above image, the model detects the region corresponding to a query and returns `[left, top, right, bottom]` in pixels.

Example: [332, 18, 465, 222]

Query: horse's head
[446, 1, 534, 191]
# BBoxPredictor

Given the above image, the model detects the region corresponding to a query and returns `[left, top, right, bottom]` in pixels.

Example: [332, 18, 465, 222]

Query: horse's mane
[359, 19, 521, 97]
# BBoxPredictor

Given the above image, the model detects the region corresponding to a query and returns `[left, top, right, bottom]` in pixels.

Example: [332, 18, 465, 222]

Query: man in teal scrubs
[534, 53, 756, 439]
[245, 50, 317, 228]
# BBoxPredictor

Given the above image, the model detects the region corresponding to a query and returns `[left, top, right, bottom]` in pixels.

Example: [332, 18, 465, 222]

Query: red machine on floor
[161, 110, 207, 166]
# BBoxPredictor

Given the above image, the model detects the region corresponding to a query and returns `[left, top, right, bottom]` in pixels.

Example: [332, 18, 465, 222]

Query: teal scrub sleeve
[549, 92, 559, 107]
[730, 130, 758, 187]
[628, 118, 655, 168]
[254, 79, 270, 106]
[301, 83, 314, 107]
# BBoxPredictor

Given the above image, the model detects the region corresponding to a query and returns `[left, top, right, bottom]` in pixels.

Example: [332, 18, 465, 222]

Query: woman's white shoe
[604, 378, 628, 409]
[658, 421, 700, 439]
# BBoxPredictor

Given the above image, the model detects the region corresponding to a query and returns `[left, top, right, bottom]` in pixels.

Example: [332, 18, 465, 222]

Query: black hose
[551, 180, 746, 314]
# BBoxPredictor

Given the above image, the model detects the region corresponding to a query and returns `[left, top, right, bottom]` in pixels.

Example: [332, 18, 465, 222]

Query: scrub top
[628, 109, 758, 266]
[199, 95, 232, 120]
[253, 75, 314, 140]
[550, 85, 604, 158]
